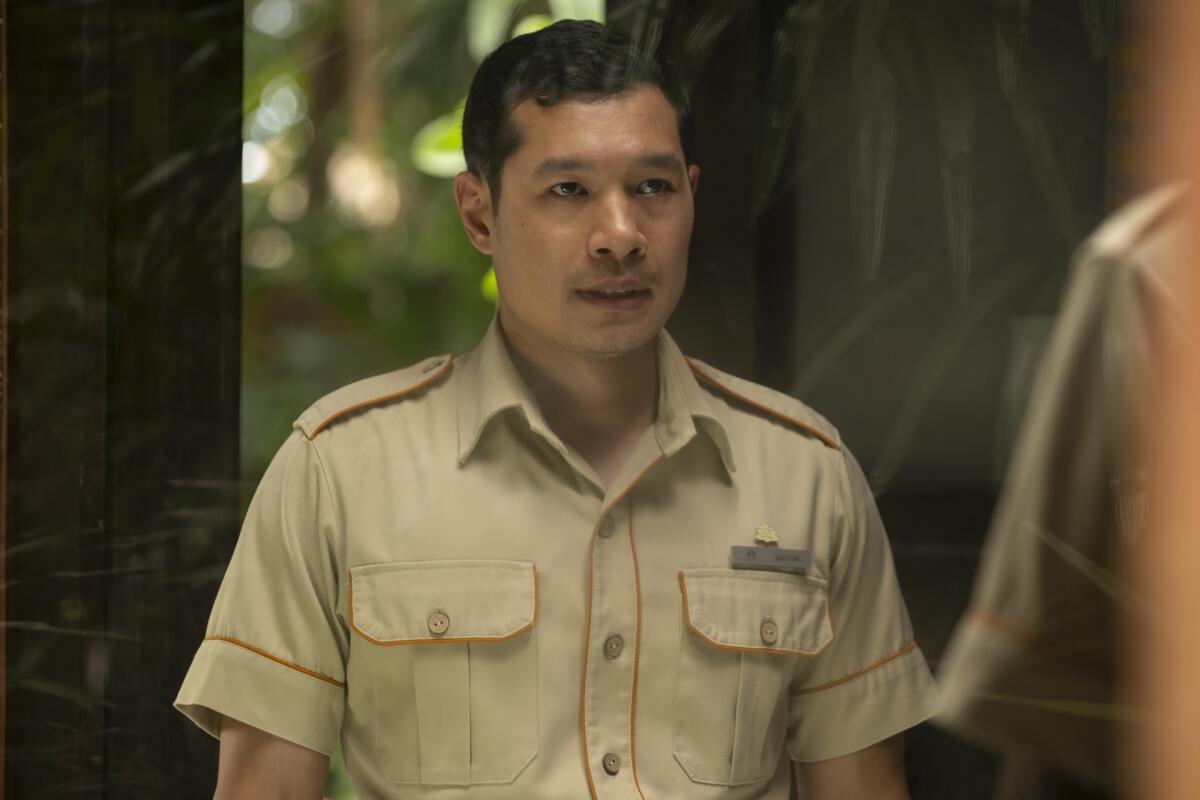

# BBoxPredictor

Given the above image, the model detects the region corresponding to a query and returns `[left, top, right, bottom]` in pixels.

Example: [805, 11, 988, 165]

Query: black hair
[461, 19, 689, 200]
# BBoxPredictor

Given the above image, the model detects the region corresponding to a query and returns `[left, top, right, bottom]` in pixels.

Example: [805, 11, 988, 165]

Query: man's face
[458, 86, 699, 362]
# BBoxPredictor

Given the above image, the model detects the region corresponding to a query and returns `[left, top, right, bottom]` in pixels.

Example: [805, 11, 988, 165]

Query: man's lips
[575, 286, 653, 309]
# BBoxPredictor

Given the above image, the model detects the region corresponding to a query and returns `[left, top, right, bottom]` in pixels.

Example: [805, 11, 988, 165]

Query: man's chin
[572, 329, 661, 360]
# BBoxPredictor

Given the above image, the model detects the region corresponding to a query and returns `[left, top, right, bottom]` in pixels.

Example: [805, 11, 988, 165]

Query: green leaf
[480, 265, 499, 304]
[1077, 0, 1115, 61]
[127, 150, 195, 199]
[1033, 523, 1142, 611]
[668, 7, 735, 98]
[412, 103, 467, 178]
[323, 745, 358, 799]
[467, 0, 522, 62]
[1005, 75, 1084, 245]
[512, 14, 555, 38]
[993, 0, 1032, 95]
[870, 260, 1041, 493]
[850, 0, 897, 283]
[752, 0, 840, 213]
[791, 268, 939, 398]
[549, 0, 606, 23]
[914, 14, 976, 296]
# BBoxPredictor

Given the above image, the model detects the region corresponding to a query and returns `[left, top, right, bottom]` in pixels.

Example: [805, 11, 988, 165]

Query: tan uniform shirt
[935, 186, 1189, 789]
[176, 319, 937, 798]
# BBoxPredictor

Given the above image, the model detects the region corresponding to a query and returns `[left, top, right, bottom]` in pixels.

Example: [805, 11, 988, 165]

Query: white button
[598, 515, 616, 538]
[428, 611, 450, 635]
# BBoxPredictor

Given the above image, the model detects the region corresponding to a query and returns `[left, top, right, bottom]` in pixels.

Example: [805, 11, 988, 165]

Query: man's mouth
[576, 287, 653, 309]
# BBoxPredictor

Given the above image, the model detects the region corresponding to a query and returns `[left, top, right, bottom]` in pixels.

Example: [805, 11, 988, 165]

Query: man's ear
[454, 170, 495, 255]
[687, 164, 700, 196]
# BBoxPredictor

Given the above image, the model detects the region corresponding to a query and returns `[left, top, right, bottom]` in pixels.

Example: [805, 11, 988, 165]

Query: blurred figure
[934, 180, 1187, 799]
[935, 0, 1200, 791]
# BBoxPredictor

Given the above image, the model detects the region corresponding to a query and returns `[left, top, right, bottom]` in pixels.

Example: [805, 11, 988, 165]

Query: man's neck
[500, 323, 659, 488]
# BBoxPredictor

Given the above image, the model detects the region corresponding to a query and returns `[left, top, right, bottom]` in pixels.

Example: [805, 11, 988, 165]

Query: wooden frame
[1, 0, 9, 791]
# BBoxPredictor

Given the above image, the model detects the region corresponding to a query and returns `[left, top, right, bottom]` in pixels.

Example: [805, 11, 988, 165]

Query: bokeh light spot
[244, 227, 295, 269]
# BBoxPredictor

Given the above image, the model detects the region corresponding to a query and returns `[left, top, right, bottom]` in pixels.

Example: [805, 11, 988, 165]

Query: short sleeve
[174, 430, 349, 756]
[786, 448, 938, 762]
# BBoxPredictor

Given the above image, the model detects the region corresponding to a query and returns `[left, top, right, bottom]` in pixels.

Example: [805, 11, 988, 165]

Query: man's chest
[329, 433, 840, 790]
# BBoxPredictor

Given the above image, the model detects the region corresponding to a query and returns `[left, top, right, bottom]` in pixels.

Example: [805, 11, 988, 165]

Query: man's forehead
[505, 88, 684, 168]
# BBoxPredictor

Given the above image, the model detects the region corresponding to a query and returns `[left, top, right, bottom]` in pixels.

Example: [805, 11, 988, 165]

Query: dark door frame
[4, 2, 241, 797]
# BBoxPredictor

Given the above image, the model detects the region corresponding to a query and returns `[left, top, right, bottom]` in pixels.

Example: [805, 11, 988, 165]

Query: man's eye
[636, 179, 671, 195]
[550, 182, 585, 198]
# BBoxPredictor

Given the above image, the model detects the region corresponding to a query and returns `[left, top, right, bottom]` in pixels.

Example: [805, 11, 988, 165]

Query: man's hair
[461, 19, 689, 200]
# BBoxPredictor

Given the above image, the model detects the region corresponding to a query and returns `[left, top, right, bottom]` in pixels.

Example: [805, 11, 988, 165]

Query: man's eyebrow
[531, 152, 685, 177]
[533, 157, 592, 176]
[635, 152, 684, 171]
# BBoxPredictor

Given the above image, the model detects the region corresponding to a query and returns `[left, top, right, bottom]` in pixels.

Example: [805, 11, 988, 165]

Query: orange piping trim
[347, 566, 538, 646]
[306, 355, 453, 438]
[205, 636, 345, 688]
[579, 523, 600, 800]
[678, 571, 835, 658]
[628, 503, 647, 800]
[967, 606, 1040, 647]
[685, 359, 841, 451]
[579, 454, 665, 799]
[792, 640, 919, 696]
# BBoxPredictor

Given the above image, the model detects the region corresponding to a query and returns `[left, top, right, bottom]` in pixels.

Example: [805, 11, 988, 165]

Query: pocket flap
[678, 568, 832, 656]
[350, 560, 537, 645]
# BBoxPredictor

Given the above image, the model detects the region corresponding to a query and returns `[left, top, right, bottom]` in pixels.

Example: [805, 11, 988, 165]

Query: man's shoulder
[1078, 182, 1187, 263]
[293, 353, 455, 440]
[684, 356, 842, 452]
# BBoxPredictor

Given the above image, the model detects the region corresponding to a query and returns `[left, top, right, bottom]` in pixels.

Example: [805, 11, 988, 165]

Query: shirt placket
[580, 454, 662, 799]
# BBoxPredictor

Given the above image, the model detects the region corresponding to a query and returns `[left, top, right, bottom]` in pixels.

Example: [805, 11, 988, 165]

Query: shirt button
[602, 753, 621, 776]
[428, 611, 450, 635]
[760, 618, 779, 646]
[604, 634, 624, 660]
[598, 515, 616, 538]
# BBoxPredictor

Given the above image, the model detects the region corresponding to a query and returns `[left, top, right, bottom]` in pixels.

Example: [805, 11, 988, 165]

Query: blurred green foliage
[245, 0, 491, 481]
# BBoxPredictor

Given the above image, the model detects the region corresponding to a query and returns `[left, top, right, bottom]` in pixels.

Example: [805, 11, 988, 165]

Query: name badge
[730, 545, 812, 574]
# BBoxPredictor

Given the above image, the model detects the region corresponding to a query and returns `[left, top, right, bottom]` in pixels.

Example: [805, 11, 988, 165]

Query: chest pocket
[349, 560, 539, 786]
[673, 568, 833, 786]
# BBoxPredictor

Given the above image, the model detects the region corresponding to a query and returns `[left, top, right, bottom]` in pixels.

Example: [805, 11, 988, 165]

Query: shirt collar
[456, 317, 736, 476]
[652, 330, 736, 474]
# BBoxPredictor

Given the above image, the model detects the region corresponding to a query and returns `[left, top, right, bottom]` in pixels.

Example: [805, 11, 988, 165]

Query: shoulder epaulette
[294, 354, 453, 439]
[686, 357, 842, 451]
[1086, 183, 1188, 260]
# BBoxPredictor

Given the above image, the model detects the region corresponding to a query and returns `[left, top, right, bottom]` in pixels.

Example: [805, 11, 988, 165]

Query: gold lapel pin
[754, 523, 779, 545]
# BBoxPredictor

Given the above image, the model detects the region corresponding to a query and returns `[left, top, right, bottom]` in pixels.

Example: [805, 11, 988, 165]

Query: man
[176, 20, 936, 799]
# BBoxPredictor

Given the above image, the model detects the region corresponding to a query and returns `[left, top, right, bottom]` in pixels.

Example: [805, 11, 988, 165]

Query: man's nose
[587, 194, 647, 262]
